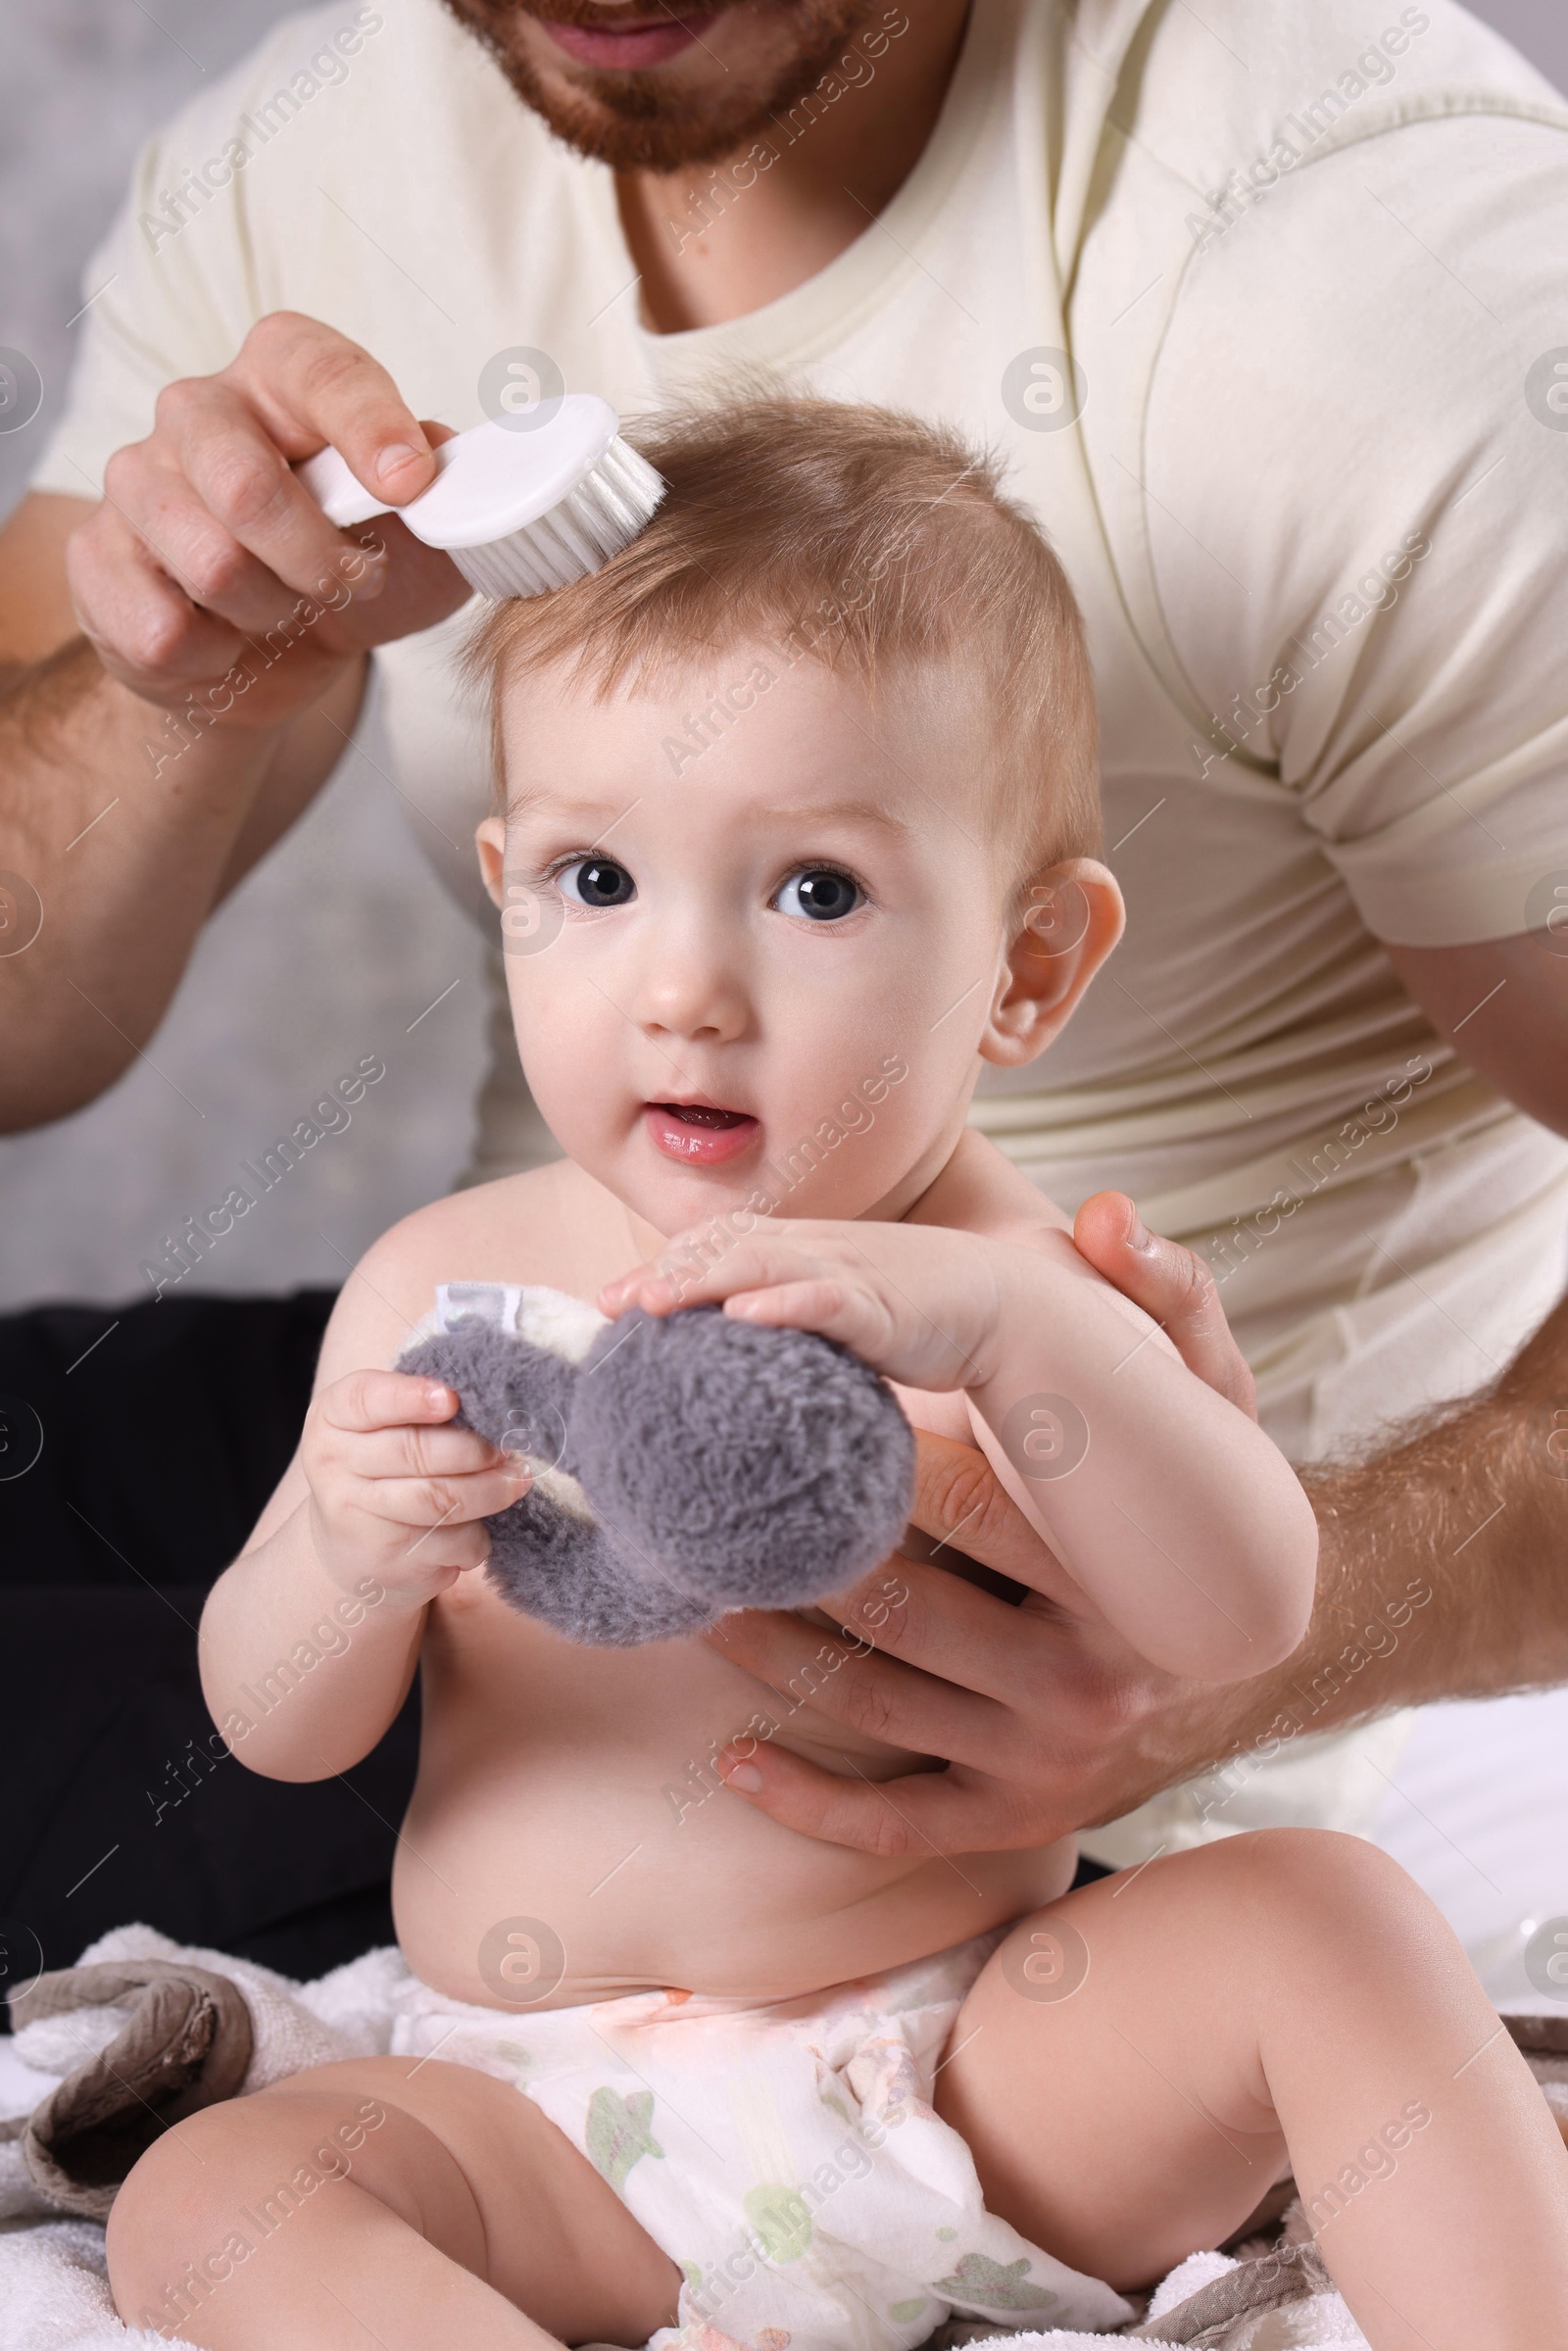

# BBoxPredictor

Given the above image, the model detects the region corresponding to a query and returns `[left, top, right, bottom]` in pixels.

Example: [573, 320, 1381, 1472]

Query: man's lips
[540, 13, 720, 69]
[644, 1100, 760, 1166]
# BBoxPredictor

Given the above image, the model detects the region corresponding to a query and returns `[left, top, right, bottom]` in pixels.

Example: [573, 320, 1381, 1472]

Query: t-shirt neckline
[580, 0, 1014, 370]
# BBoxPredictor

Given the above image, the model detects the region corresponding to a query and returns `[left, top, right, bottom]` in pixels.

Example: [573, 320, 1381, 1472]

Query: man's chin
[442, 0, 879, 175]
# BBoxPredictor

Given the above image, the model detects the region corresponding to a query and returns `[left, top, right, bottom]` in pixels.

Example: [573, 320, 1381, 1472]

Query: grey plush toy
[397, 1284, 915, 1645]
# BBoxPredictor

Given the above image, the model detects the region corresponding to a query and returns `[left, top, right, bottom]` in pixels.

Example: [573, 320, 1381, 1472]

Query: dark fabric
[0, 1290, 418, 2017]
[1070, 1851, 1115, 1887]
[0, 1288, 339, 1585]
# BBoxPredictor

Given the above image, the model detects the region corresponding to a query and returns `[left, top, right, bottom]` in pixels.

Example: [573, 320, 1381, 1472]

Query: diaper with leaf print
[390, 1932, 1131, 2351]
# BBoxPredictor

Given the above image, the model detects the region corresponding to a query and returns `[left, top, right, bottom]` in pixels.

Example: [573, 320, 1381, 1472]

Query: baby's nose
[634, 943, 750, 1042]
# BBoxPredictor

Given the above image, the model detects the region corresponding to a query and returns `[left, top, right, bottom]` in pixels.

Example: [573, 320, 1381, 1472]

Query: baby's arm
[908, 1134, 1317, 1679]
[604, 1145, 1315, 1684]
[199, 1217, 530, 1780]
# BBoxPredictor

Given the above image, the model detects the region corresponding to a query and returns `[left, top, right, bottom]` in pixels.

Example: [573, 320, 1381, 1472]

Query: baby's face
[478, 647, 1090, 1237]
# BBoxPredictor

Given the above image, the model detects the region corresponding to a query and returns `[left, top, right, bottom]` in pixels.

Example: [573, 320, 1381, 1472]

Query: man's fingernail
[1126, 1207, 1153, 1252]
[376, 441, 427, 489]
[426, 1384, 452, 1411]
[722, 1761, 763, 1793]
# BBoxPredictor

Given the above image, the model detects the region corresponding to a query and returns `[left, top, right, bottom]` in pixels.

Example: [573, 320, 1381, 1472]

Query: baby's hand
[302, 1370, 531, 1604]
[600, 1217, 1005, 1393]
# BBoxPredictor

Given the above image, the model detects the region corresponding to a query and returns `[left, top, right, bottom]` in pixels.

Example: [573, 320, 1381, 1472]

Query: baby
[110, 402, 1568, 2351]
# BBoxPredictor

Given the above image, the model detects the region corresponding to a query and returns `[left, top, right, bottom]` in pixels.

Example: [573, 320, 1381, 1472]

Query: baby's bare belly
[393, 1579, 1075, 2009]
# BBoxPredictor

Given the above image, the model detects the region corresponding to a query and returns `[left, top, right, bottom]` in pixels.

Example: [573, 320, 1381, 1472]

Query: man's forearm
[1303, 1293, 1566, 1695]
[0, 640, 366, 1129]
[1160, 1292, 1568, 1784]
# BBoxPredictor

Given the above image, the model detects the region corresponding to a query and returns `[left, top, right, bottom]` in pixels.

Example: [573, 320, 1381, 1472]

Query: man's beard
[443, 0, 880, 174]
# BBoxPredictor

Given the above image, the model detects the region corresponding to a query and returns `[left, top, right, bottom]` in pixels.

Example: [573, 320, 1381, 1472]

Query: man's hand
[696, 1191, 1266, 1850]
[709, 1422, 1217, 1853]
[704, 1191, 1568, 1855]
[0, 313, 471, 1130]
[68, 311, 468, 733]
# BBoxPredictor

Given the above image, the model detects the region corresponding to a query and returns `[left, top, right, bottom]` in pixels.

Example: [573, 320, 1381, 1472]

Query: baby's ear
[475, 817, 506, 909]
[982, 858, 1124, 1068]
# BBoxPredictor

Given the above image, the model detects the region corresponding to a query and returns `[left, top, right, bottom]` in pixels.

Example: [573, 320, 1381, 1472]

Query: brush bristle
[452, 437, 665, 600]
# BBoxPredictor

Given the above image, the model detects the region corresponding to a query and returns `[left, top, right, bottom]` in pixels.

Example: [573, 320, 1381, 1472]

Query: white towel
[0, 2217, 175, 2351]
[0, 1926, 1380, 2351]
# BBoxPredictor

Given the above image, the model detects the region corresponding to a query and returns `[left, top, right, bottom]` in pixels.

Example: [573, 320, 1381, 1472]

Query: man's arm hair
[1299, 1289, 1568, 1707]
[1121, 1286, 1568, 1823]
[1080, 1192, 1568, 1734]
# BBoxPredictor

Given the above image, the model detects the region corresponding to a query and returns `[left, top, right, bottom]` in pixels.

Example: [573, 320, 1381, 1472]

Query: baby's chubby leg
[106, 2054, 682, 2351]
[936, 1831, 1568, 2350]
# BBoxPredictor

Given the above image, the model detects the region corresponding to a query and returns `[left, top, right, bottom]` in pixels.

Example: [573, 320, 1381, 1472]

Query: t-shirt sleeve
[1144, 108, 1568, 948]
[29, 8, 344, 502]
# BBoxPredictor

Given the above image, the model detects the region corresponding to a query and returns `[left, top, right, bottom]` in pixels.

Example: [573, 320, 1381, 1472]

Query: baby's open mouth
[644, 1100, 760, 1167]
[657, 1102, 748, 1129]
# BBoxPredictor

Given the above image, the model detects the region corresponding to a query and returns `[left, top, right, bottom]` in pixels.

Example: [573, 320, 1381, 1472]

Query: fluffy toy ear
[398, 1315, 715, 1644]
[568, 1306, 915, 1614]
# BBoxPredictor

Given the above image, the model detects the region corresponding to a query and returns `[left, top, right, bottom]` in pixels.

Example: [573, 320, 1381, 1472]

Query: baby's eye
[557, 857, 636, 908]
[771, 866, 862, 923]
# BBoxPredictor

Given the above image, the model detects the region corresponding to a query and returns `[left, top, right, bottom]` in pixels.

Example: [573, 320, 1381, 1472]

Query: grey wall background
[0, 0, 1563, 1312]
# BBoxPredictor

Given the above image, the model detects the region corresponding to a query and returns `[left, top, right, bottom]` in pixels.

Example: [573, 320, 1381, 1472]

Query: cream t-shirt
[34, 0, 1568, 1859]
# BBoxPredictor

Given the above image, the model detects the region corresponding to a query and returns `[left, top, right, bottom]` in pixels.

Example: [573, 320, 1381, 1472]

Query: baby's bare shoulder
[318, 1161, 624, 1385]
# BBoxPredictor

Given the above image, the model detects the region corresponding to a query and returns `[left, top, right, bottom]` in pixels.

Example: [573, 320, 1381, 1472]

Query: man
[1, 0, 1566, 1960]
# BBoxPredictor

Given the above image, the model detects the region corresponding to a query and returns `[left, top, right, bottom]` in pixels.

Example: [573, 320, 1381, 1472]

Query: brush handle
[294, 440, 439, 529]
[293, 399, 620, 552]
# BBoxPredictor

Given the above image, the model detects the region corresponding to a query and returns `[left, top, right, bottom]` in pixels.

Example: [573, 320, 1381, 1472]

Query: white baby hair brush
[296, 393, 664, 599]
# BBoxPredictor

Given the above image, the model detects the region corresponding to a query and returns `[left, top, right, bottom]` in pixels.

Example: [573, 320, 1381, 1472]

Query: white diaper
[389, 1934, 1132, 2351]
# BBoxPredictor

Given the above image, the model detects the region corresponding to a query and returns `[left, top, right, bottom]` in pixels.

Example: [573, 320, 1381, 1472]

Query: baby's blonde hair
[466, 396, 1101, 880]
